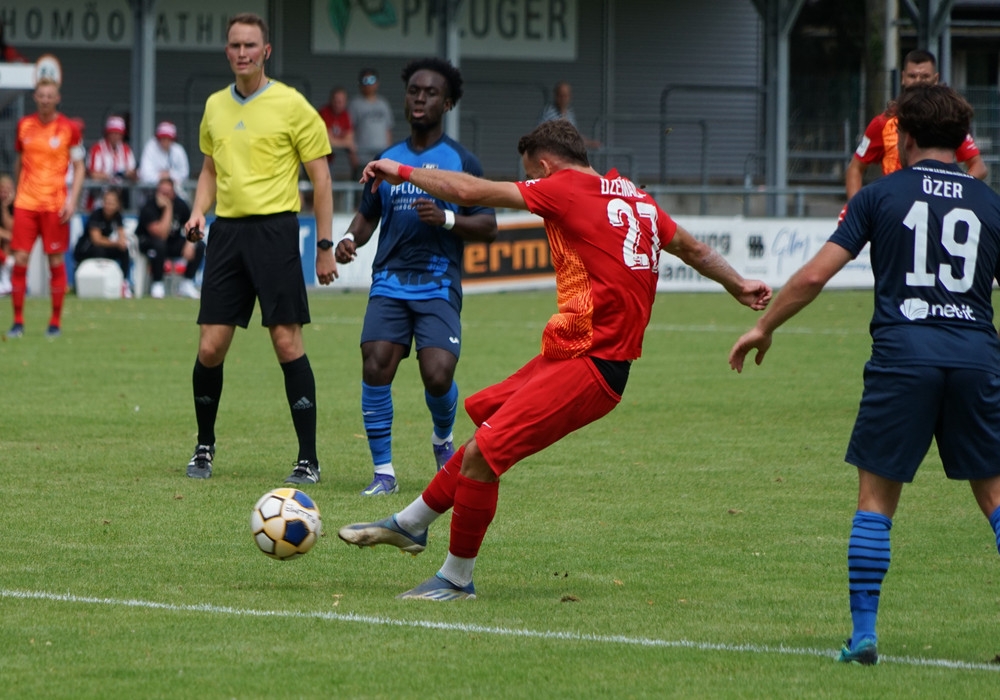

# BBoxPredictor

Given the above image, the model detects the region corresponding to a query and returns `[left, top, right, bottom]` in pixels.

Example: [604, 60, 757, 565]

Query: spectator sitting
[318, 85, 358, 178]
[136, 176, 203, 299]
[86, 115, 137, 208]
[73, 187, 132, 297]
[138, 121, 190, 197]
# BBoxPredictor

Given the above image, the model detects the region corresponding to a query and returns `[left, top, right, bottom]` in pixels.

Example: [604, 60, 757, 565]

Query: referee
[183, 12, 336, 483]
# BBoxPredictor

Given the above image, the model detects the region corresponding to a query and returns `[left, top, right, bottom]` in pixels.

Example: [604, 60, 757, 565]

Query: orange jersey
[855, 111, 980, 176]
[15, 114, 82, 212]
[880, 116, 900, 174]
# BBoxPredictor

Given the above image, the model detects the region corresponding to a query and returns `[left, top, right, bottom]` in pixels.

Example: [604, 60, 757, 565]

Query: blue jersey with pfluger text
[831, 160, 1000, 371]
[359, 135, 493, 301]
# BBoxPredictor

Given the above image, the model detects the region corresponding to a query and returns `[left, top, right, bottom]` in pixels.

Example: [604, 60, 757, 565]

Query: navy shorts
[845, 362, 1000, 482]
[197, 213, 310, 328]
[360, 294, 462, 359]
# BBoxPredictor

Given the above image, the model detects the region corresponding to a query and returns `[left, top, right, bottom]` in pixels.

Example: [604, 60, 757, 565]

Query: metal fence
[20, 84, 1000, 221]
[963, 87, 1000, 192]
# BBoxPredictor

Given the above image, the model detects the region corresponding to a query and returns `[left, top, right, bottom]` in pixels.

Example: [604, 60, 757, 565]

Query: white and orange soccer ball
[250, 488, 322, 560]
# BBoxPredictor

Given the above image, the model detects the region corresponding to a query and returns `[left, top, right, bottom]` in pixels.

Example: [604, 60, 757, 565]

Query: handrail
[591, 113, 710, 212]
[81, 179, 846, 220]
[659, 83, 766, 184]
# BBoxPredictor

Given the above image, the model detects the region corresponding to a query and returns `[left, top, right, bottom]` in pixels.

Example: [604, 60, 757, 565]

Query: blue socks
[847, 510, 892, 649]
[425, 381, 458, 441]
[361, 382, 393, 467]
[845, 506, 1000, 650]
[990, 505, 1000, 557]
[362, 379, 457, 468]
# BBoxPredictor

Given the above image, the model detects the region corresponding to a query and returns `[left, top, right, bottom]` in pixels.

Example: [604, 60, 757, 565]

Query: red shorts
[466, 354, 622, 476]
[12, 207, 69, 255]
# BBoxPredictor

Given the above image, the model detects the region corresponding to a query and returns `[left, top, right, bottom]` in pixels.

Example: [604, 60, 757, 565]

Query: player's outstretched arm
[664, 225, 772, 310]
[728, 241, 852, 373]
[362, 158, 526, 211]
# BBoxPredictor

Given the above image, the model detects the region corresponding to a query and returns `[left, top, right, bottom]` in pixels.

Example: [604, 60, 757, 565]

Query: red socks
[449, 473, 499, 559]
[9, 262, 69, 328]
[420, 444, 501, 558]
[49, 262, 66, 328]
[421, 445, 465, 513]
[11, 263, 26, 325]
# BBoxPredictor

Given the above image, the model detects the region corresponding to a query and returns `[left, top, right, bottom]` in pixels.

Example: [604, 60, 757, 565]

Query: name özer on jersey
[899, 297, 975, 321]
[921, 174, 963, 199]
[600, 177, 645, 198]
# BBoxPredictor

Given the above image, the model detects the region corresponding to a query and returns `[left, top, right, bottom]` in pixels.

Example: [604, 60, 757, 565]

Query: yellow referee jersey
[199, 80, 331, 218]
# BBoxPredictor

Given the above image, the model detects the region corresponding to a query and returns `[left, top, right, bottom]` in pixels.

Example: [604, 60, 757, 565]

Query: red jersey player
[338, 119, 772, 600]
[846, 49, 987, 201]
[7, 77, 85, 338]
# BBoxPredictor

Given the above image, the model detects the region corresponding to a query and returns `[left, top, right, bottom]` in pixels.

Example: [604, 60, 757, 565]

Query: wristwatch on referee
[317, 239, 334, 251]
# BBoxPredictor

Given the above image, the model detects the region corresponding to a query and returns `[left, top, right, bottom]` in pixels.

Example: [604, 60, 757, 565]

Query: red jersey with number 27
[515, 168, 676, 361]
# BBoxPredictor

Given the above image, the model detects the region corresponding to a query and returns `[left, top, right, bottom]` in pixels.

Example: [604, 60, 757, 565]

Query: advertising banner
[311, 0, 578, 60]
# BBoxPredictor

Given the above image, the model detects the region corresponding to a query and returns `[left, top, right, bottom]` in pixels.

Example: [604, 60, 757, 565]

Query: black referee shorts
[197, 212, 310, 328]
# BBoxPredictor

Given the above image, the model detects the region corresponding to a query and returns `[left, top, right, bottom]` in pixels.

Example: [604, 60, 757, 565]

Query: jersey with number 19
[515, 168, 677, 361]
[831, 160, 1000, 371]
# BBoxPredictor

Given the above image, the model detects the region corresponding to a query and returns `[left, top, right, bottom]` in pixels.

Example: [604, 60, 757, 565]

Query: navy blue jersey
[831, 160, 1000, 371]
[359, 135, 494, 301]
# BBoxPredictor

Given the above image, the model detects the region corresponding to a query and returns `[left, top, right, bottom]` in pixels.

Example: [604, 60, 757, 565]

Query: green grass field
[2, 289, 999, 698]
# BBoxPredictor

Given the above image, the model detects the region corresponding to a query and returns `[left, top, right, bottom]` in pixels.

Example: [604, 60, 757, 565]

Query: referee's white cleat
[285, 459, 320, 484]
[186, 444, 215, 479]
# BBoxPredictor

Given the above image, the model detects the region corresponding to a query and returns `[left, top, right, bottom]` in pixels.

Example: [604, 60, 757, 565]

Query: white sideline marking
[4, 589, 998, 672]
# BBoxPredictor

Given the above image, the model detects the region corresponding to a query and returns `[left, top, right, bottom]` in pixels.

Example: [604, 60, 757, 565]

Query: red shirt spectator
[317, 86, 358, 175]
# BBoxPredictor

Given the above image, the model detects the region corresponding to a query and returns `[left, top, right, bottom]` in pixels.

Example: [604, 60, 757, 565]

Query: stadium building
[0, 0, 996, 217]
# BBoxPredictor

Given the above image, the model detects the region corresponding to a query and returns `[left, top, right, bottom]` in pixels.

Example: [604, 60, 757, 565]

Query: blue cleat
[338, 514, 426, 554]
[361, 473, 399, 496]
[837, 638, 879, 666]
[45, 325, 61, 338]
[433, 439, 455, 471]
[397, 573, 476, 601]
[6, 322, 24, 338]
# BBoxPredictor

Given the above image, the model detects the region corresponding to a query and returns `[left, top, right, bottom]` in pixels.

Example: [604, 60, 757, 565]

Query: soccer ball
[250, 488, 322, 560]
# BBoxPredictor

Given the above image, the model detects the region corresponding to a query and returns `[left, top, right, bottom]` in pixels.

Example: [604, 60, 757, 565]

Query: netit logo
[899, 298, 975, 321]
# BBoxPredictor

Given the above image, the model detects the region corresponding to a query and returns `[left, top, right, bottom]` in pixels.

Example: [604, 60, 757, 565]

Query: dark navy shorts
[845, 362, 1000, 482]
[360, 294, 462, 359]
[197, 213, 309, 328]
